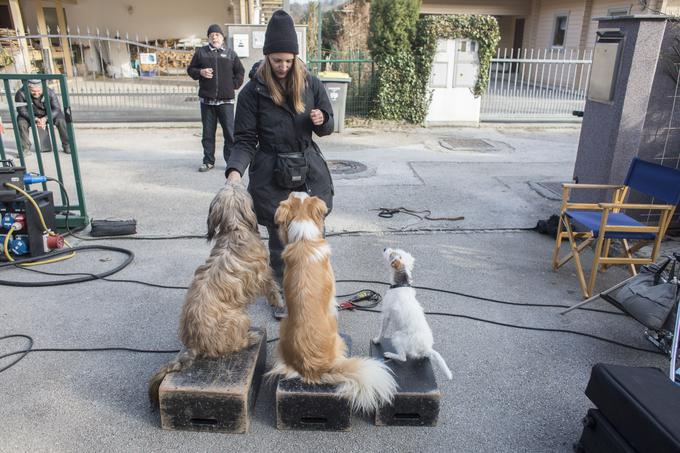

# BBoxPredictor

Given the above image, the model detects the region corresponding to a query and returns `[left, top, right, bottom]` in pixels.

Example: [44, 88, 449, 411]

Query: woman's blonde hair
[258, 55, 307, 114]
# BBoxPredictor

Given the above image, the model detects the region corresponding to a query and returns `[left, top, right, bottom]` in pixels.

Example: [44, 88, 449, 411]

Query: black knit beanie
[263, 10, 298, 55]
[207, 24, 223, 36]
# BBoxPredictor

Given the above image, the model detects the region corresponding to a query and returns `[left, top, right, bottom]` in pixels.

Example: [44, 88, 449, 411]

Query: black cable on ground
[0, 300, 663, 375]
[0, 335, 33, 373]
[18, 267, 189, 290]
[335, 279, 627, 316]
[0, 245, 134, 287]
[45, 177, 207, 242]
[347, 308, 665, 356]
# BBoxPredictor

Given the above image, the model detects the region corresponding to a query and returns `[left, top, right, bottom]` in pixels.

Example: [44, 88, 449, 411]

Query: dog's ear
[307, 196, 328, 225]
[274, 198, 291, 228]
[207, 188, 225, 241]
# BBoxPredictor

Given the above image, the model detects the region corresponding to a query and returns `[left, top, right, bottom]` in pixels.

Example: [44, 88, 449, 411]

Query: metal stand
[560, 275, 637, 315]
[671, 303, 680, 383]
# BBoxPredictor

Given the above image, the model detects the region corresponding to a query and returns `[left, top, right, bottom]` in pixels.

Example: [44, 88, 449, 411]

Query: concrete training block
[276, 334, 352, 431]
[370, 338, 441, 426]
[158, 328, 266, 433]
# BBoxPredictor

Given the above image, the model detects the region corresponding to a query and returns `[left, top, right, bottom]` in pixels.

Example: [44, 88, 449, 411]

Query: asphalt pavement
[0, 123, 674, 452]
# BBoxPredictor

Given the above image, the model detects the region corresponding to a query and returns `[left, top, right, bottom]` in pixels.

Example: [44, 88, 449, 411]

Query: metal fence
[308, 52, 376, 117]
[0, 74, 88, 228]
[0, 29, 199, 121]
[480, 48, 593, 122]
[0, 31, 377, 121]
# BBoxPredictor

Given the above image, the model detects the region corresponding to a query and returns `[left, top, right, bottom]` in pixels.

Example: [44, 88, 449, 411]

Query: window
[607, 7, 629, 16]
[43, 7, 68, 47]
[553, 14, 568, 47]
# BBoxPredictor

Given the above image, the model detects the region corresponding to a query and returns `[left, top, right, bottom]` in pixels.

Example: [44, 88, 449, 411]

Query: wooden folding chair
[552, 158, 680, 298]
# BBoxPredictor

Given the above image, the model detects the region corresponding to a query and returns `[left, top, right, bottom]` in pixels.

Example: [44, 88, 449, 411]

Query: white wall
[426, 38, 481, 125]
[20, 0, 238, 40]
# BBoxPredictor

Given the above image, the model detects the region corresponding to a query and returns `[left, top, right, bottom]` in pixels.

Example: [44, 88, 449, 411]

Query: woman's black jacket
[226, 71, 335, 226]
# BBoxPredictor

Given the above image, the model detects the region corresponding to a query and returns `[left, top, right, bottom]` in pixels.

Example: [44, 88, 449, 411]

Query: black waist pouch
[273, 152, 308, 189]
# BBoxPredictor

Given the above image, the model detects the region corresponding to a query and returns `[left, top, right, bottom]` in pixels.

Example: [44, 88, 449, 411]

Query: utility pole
[317, 0, 322, 67]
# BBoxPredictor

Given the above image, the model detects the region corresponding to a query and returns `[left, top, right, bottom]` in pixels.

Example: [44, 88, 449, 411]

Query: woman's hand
[310, 109, 324, 126]
[227, 170, 242, 183]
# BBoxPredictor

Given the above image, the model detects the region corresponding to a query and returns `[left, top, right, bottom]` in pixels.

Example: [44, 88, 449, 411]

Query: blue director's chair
[552, 158, 680, 298]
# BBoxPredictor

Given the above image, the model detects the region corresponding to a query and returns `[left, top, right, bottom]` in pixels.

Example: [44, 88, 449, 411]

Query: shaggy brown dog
[148, 182, 282, 406]
[267, 192, 397, 413]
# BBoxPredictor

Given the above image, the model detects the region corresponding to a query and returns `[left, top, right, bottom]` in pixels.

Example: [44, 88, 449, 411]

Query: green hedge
[370, 12, 500, 124]
[415, 15, 500, 98]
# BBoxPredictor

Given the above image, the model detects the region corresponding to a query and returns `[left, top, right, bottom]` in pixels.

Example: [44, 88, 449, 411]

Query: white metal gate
[480, 48, 593, 122]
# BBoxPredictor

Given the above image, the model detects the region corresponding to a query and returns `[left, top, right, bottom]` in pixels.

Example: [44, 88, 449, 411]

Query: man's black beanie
[207, 24, 224, 36]
[263, 10, 299, 55]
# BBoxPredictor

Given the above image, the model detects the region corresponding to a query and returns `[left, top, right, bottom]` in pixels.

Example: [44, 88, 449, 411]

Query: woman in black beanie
[226, 10, 335, 318]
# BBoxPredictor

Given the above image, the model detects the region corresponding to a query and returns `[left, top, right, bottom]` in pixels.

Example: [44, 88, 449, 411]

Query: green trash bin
[318, 71, 351, 133]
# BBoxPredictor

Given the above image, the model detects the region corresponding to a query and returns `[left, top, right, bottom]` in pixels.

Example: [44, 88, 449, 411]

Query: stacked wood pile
[133, 39, 195, 75]
[0, 28, 19, 67]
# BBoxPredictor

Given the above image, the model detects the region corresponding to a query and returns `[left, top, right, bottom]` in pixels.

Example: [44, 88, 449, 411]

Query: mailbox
[428, 39, 479, 89]
[453, 39, 479, 88]
[587, 30, 624, 103]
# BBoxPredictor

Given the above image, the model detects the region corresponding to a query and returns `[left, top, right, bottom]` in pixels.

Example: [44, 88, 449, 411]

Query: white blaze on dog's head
[274, 192, 328, 244]
[383, 247, 415, 274]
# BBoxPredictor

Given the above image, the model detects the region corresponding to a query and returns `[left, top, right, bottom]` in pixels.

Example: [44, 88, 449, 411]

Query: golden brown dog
[148, 181, 282, 406]
[268, 192, 397, 413]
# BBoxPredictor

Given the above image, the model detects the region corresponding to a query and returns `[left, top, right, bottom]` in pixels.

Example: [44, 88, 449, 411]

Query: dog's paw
[383, 352, 398, 360]
[266, 291, 285, 308]
[246, 331, 260, 346]
[371, 337, 381, 344]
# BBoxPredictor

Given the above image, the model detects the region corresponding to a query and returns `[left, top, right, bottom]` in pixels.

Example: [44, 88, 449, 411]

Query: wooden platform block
[158, 328, 266, 433]
[370, 339, 441, 426]
[276, 334, 352, 431]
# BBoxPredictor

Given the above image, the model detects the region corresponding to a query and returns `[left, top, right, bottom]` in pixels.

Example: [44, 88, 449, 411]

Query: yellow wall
[583, 0, 660, 49]
[530, 0, 587, 50]
[421, 0, 531, 16]
[19, 0, 239, 40]
[422, 0, 670, 52]
[495, 15, 518, 50]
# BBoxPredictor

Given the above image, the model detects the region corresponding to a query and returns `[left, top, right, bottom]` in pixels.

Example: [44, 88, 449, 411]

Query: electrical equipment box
[0, 161, 59, 259]
[1, 190, 57, 258]
[588, 30, 625, 103]
[0, 160, 25, 200]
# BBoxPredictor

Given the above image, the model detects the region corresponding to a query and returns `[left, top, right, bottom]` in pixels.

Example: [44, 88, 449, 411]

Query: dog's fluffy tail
[428, 349, 453, 380]
[148, 349, 196, 408]
[323, 357, 398, 413]
[267, 357, 397, 413]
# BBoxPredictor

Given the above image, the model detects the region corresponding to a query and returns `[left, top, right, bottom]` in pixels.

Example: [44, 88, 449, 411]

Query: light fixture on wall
[127, 5, 134, 15]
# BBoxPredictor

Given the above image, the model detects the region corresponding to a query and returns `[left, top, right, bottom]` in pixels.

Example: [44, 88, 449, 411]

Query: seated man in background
[15, 79, 70, 155]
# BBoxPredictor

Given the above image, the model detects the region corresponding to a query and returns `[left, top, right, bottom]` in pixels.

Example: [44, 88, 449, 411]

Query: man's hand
[200, 68, 214, 79]
[36, 117, 47, 130]
[310, 109, 324, 126]
[227, 170, 242, 183]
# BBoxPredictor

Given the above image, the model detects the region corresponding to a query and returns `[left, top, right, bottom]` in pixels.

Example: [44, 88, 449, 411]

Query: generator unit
[0, 160, 63, 260]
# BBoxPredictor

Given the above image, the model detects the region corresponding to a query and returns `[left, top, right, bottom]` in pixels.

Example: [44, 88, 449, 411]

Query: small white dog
[372, 247, 453, 380]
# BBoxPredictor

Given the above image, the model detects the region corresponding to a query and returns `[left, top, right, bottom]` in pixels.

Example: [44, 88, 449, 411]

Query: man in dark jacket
[188, 24, 245, 172]
[15, 80, 70, 155]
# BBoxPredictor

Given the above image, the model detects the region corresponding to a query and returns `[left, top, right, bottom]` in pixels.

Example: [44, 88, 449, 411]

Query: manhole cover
[327, 160, 367, 175]
[439, 138, 494, 150]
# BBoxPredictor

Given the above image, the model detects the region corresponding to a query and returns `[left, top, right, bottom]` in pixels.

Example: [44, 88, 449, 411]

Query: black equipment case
[576, 363, 680, 453]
